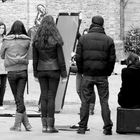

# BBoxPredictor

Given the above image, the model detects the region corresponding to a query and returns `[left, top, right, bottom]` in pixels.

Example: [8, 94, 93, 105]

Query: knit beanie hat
[92, 16, 104, 26]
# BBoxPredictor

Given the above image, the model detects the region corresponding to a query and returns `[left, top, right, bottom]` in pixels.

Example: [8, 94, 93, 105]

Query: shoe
[46, 117, 59, 133]
[103, 129, 112, 135]
[70, 125, 79, 129]
[77, 128, 85, 134]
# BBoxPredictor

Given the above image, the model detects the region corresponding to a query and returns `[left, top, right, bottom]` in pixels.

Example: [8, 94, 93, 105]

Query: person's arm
[57, 43, 67, 78]
[32, 42, 39, 77]
[75, 37, 83, 74]
[0, 41, 6, 59]
[107, 39, 116, 75]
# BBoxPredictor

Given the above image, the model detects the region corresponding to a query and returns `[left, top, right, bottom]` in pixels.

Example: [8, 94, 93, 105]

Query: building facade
[0, 0, 140, 60]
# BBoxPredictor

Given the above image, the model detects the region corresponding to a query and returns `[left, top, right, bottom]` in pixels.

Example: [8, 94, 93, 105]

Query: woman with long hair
[33, 15, 67, 133]
[0, 20, 32, 131]
[0, 21, 7, 110]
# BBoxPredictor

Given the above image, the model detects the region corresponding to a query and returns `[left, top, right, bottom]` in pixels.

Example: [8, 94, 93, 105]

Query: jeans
[0, 74, 7, 106]
[76, 73, 96, 104]
[8, 70, 27, 113]
[38, 70, 60, 118]
[79, 75, 113, 130]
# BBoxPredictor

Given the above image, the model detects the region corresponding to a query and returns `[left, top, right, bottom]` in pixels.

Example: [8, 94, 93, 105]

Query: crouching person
[118, 53, 140, 108]
[0, 20, 32, 131]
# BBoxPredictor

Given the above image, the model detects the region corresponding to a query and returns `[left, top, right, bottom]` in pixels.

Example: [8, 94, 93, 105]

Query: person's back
[118, 53, 140, 108]
[2, 34, 30, 71]
[76, 15, 116, 135]
[76, 17, 115, 76]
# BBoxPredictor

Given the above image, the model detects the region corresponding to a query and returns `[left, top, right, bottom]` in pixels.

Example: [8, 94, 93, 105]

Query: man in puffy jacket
[76, 15, 116, 135]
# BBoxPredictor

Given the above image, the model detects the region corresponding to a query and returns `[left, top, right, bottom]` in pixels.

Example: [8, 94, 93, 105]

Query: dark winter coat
[118, 62, 140, 108]
[76, 26, 116, 76]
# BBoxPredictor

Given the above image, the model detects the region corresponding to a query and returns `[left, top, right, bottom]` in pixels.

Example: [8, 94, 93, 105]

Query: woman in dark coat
[118, 53, 140, 108]
[33, 15, 67, 133]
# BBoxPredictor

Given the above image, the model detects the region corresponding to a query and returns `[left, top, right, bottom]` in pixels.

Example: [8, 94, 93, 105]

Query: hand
[61, 77, 67, 83]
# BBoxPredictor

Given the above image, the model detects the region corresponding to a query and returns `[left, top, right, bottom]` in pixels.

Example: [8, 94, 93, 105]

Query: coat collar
[88, 24, 105, 34]
[4, 34, 30, 40]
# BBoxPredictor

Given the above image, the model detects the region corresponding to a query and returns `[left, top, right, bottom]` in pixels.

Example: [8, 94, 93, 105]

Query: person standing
[28, 4, 47, 112]
[0, 22, 7, 109]
[77, 28, 96, 115]
[76, 15, 116, 135]
[0, 20, 32, 131]
[118, 53, 140, 108]
[32, 15, 67, 133]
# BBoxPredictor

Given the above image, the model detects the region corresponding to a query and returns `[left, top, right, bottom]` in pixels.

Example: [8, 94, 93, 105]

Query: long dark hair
[0, 22, 6, 36]
[33, 15, 63, 49]
[7, 20, 28, 36]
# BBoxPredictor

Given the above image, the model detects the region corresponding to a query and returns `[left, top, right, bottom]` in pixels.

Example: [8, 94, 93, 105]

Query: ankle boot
[46, 117, 58, 133]
[89, 103, 95, 115]
[41, 117, 47, 132]
[10, 112, 23, 131]
[22, 112, 32, 131]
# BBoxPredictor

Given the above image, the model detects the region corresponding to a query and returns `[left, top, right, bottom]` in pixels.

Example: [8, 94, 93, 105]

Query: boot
[22, 112, 32, 131]
[41, 117, 47, 133]
[89, 103, 95, 115]
[10, 112, 23, 131]
[46, 117, 58, 133]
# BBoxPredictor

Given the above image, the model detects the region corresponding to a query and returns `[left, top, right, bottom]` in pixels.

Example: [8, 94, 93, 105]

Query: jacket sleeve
[75, 38, 83, 74]
[0, 41, 6, 59]
[106, 40, 116, 75]
[32, 42, 38, 77]
[57, 43, 67, 78]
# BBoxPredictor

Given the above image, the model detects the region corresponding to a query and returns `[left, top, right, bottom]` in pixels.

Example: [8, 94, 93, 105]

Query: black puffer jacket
[118, 62, 140, 108]
[76, 26, 116, 76]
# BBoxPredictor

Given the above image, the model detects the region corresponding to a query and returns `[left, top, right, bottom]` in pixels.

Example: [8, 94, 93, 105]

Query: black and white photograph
[0, 0, 140, 140]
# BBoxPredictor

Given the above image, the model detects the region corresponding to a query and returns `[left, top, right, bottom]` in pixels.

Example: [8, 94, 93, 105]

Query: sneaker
[103, 129, 112, 135]
[77, 128, 85, 134]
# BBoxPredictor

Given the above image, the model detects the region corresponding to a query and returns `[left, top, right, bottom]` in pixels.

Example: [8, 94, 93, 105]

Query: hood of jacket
[88, 24, 105, 34]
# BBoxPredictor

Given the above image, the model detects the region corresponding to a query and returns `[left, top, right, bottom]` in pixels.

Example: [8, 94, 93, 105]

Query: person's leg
[7, 71, 23, 131]
[15, 71, 32, 131]
[16, 71, 27, 113]
[77, 76, 94, 134]
[47, 70, 60, 133]
[0, 74, 7, 107]
[38, 72, 48, 132]
[38, 76, 48, 118]
[38, 94, 41, 112]
[89, 88, 96, 115]
[96, 76, 113, 135]
[76, 73, 83, 100]
[7, 72, 17, 104]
